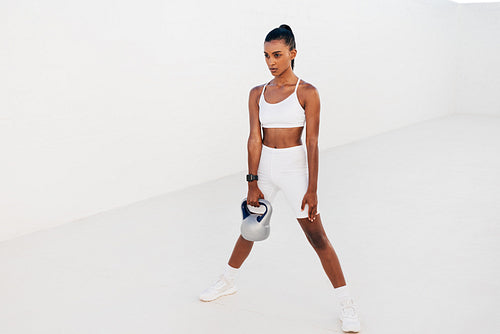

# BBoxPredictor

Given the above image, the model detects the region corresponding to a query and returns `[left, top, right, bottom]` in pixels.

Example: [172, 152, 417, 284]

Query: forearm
[247, 138, 262, 184]
[306, 142, 319, 193]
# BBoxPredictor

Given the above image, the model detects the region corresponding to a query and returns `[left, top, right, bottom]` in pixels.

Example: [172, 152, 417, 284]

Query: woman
[200, 25, 361, 333]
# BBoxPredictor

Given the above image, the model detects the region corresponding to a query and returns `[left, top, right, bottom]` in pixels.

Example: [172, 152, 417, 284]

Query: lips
[270, 68, 277, 72]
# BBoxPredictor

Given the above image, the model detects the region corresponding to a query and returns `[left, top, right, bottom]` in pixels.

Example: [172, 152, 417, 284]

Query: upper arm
[302, 83, 320, 145]
[248, 85, 263, 142]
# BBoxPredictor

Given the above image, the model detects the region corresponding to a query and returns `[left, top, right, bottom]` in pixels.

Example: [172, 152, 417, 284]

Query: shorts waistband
[262, 144, 305, 152]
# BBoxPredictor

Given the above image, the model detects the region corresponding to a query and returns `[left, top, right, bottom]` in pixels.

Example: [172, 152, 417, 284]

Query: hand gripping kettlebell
[240, 198, 273, 241]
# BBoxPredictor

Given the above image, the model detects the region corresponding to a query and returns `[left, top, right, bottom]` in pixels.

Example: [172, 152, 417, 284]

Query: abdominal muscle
[262, 127, 304, 148]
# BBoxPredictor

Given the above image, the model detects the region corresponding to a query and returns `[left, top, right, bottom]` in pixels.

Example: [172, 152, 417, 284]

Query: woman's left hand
[301, 191, 318, 222]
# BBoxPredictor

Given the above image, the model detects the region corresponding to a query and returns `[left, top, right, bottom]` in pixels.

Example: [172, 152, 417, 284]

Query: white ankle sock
[334, 284, 352, 304]
[223, 264, 240, 281]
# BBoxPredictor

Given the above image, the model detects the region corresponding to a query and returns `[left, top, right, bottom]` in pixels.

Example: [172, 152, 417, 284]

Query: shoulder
[297, 79, 320, 108]
[249, 84, 266, 96]
[249, 84, 266, 104]
[298, 79, 319, 96]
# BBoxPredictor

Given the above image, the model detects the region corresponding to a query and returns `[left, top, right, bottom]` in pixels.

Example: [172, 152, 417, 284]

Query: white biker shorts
[256, 144, 319, 219]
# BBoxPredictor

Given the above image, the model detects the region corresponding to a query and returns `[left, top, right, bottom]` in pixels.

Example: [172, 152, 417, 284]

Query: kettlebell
[240, 198, 273, 241]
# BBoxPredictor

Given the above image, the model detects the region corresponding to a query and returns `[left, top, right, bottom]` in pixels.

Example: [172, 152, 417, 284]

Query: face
[264, 39, 296, 76]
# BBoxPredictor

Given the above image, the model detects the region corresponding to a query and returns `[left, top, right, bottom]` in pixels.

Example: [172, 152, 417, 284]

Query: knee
[305, 231, 329, 251]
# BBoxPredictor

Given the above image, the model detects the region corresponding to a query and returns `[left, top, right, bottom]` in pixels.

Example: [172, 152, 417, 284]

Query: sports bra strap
[260, 81, 269, 103]
[260, 78, 300, 102]
[294, 78, 300, 92]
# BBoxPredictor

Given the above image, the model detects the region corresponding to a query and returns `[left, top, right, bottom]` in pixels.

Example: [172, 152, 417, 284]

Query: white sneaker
[199, 275, 237, 302]
[339, 298, 361, 332]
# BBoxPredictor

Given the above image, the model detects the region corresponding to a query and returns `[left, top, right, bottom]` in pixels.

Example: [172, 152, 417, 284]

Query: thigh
[255, 148, 279, 204]
[278, 170, 312, 219]
[256, 172, 278, 203]
[297, 214, 330, 250]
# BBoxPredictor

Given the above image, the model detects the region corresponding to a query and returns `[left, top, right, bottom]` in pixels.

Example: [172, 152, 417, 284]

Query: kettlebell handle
[241, 198, 269, 222]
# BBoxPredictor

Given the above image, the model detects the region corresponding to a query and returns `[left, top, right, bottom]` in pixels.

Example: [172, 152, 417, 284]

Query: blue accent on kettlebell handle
[241, 198, 251, 219]
[256, 202, 268, 222]
[241, 198, 269, 222]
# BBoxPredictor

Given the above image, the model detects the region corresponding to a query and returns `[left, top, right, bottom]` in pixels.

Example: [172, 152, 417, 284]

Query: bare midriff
[262, 127, 304, 148]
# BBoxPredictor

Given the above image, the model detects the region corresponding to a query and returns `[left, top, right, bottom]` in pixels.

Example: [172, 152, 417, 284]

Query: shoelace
[212, 275, 233, 290]
[341, 299, 358, 319]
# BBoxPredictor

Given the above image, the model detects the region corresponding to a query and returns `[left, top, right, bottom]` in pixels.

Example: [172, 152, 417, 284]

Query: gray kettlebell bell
[241, 198, 273, 241]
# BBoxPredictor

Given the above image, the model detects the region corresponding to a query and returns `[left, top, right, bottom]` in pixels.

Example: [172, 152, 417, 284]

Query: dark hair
[265, 24, 296, 70]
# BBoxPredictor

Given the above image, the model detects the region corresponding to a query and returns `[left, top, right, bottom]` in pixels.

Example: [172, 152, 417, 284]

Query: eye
[274, 54, 281, 58]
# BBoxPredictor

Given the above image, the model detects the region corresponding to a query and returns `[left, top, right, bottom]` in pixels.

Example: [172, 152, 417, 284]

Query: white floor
[1, 114, 499, 334]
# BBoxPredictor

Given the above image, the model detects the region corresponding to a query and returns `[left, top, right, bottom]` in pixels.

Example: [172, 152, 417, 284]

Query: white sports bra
[259, 77, 306, 128]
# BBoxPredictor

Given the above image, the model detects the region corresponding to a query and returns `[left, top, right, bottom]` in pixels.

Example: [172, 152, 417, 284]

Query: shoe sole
[342, 329, 360, 333]
[339, 317, 361, 333]
[199, 287, 238, 302]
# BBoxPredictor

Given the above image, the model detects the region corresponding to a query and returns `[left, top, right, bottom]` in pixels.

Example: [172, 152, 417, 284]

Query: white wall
[0, 0, 463, 242]
[455, 3, 500, 116]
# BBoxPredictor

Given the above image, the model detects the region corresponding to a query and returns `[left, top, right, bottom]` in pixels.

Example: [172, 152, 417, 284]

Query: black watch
[246, 174, 258, 182]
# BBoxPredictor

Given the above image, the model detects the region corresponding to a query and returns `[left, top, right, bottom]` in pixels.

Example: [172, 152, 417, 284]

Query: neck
[272, 68, 297, 87]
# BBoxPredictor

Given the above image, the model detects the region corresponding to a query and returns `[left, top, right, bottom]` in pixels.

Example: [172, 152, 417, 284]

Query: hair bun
[279, 24, 293, 34]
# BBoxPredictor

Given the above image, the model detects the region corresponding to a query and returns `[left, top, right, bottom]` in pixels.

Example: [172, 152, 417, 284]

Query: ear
[290, 49, 297, 60]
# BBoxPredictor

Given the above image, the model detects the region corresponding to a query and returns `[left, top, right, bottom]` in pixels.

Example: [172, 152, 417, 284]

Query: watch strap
[246, 174, 258, 182]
